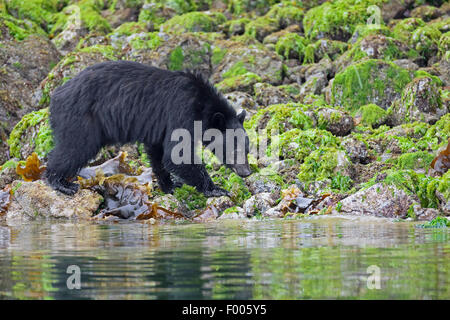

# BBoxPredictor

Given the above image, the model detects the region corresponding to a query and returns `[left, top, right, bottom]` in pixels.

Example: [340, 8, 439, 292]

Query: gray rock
[335, 183, 417, 218]
[6, 180, 102, 221]
[243, 192, 276, 217]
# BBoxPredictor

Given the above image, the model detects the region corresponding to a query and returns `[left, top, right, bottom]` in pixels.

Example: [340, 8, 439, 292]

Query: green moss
[110, 21, 147, 37]
[331, 172, 353, 192]
[0, 159, 18, 172]
[6, 0, 60, 32]
[78, 44, 119, 60]
[168, 46, 184, 71]
[51, 0, 111, 35]
[417, 216, 450, 228]
[357, 104, 387, 127]
[423, 113, 450, 151]
[222, 206, 240, 215]
[392, 18, 426, 42]
[297, 147, 347, 185]
[227, 0, 277, 16]
[275, 33, 308, 60]
[7, 108, 53, 159]
[161, 11, 225, 34]
[368, 169, 449, 209]
[211, 167, 251, 206]
[265, 3, 304, 28]
[215, 72, 261, 93]
[332, 59, 411, 113]
[411, 25, 442, 58]
[393, 151, 435, 170]
[222, 60, 248, 78]
[244, 16, 278, 41]
[211, 46, 227, 65]
[350, 23, 392, 41]
[303, 0, 384, 41]
[173, 184, 207, 211]
[0, 12, 46, 40]
[128, 32, 162, 51]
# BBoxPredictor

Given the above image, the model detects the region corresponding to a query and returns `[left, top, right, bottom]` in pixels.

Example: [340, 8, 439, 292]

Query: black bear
[46, 60, 251, 196]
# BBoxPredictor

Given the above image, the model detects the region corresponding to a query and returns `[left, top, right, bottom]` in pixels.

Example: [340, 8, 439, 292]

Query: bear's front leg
[163, 161, 230, 197]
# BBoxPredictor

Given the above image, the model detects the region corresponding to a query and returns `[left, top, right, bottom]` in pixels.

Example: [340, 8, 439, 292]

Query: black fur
[46, 60, 251, 196]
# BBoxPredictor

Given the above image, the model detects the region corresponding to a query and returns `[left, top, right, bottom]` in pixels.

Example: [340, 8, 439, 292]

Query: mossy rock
[50, 1, 112, 35]
[297, 147, 351, 189]
[5, 0, 60, 33]
[0, 12, 46, 40]
[160, 11, 226, 34]
[265, 2, 304, 29]
[303, 39, 348, 64]
[227, 0, 278, 16]
[275, 33, 309, 60]
[7, 108, 53, 160]
[391, 17, 426, 42]
[303, 0, 385, 41]
[244, 16, 279, 42]
[388, 76, 445, 125]
[331, 59, 412, 113]
[411, 25, 442, 59]
[215, 72, 262, 93]
[355, 104, 387, 127]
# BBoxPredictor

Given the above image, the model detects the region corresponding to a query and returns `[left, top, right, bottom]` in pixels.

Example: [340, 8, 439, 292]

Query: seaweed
[431, 138, 450, 175]
[15, 153, 46, 182]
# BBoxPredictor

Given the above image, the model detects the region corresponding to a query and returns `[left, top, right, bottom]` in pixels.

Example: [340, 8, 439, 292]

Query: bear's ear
[237, 110, 246, 124]
[212, 112, 226, 130]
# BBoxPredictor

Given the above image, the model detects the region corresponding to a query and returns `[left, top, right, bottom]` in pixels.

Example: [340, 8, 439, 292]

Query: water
[0, 217, 448, 299]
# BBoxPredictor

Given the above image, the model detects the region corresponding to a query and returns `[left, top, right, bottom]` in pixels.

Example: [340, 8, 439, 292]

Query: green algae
[331, 59, 412, 113]
[275, 33, 308, 60]
[357, 104, 387, 127]
[173, 184, 207, 211]
[211, 167, 251, 206]
[7, 108, 54, 159]
[161, 11, 225, 34]
[0, 12, 47, 40]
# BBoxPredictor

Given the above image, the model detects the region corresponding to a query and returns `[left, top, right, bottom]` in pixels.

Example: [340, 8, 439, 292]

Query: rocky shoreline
[0, 0, 449, 223]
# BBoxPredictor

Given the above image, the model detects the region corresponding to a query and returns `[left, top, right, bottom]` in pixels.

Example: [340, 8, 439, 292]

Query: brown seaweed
[16, 153, 46, 182]
[431, 138, 450, 175]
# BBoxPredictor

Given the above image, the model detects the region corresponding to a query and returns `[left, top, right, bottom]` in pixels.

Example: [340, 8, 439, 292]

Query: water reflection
[0, 217, 448, 299]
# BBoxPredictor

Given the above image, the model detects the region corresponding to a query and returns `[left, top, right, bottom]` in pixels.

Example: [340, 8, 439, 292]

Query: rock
[218, 206, 246, 219]
[316, 107, 354, 136]
[388, 76, 447, 125]
[6, 180, 103, 221]
[245, 172, 283, 194]
[138, 33, 215, 78]
[413, 204, 439, 221]
[253, 83, 300, 107]
[335, 183, 417, 218]
[243, 192, 276, 217]
[0, 165, 19, 190]
[223, 91, 257, 111]
[0, 35, 61, 131]
[206, 196, 234, 213]
[342, 137, 370, 164]
[331, 59, 411, 112]
[211, 41, 284, 86]
[152, 194, 182, 213]
[393, 59, 419, 71]
[411, 5, 444, 22]
[381, 0, 412, 23]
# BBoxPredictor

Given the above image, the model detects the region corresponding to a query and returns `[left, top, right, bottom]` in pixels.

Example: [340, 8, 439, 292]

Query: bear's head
[209, 109, 252, 177]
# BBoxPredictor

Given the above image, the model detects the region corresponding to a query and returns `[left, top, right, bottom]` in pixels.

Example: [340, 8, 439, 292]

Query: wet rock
[6, 180, 103, 221]
[245, 172, 283, 195]
[218, 206, 246, 219]
[211, 41, 284, 86]
[342, 137, 370, 164]
[388, 76, 447, 125]
[153, 194, 182, 213]
[393, 59, 419, 71]
[223, 91, 257, 111]
[411, 5, 444, 22]
[243, 192, 276, 217]
[254, 83, 300, 107]
[332, 59, 411, 112]
[413, 204, 439, 221]
[381, 0, 412, 23]
[207, 196, 234, 212]
[0, 165, 19, 190]
[316, 108, 354, 136]
[138, 33, 214, 78]
[0, 35, 61, 134]
[335, 183, 417, 218]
